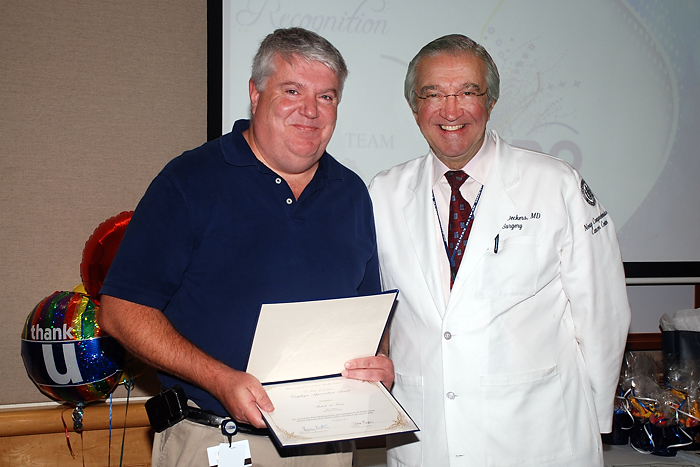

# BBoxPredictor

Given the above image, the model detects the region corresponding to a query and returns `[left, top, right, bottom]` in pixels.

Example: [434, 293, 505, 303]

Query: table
[604, 444, 700, 466]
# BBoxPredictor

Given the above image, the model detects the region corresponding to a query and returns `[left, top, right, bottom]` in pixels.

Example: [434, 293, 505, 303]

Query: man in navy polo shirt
[99, 27, 391, 467]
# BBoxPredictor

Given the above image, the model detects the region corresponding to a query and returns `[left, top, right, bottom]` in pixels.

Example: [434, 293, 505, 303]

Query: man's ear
[486, 100, 496, 121]
[249, 79, 260, 115]
[408, 99, 419, 123]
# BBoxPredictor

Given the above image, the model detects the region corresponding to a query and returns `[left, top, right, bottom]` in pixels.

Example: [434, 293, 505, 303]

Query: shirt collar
[430, 129, 496, 187]
[222, 119, 257, 167]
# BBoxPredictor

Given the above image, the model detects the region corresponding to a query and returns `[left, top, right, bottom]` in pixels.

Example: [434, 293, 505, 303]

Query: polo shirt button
[444, 331, 452, 340]
[446, 392, 455, 400]
[275, 177, 282, 184]
[286, 198, 293, 205]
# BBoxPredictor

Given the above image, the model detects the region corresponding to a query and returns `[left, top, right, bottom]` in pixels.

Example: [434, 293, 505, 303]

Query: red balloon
[80, 211, 133, 300]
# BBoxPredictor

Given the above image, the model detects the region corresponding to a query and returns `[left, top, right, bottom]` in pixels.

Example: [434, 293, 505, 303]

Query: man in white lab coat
[369, 34, 631, 466]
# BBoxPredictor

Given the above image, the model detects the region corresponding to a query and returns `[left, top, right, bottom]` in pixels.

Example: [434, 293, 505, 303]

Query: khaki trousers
[152, 418, 354, 467]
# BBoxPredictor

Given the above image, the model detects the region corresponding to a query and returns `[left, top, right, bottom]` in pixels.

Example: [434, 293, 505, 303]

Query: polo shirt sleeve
[357, 241, 381, 296]
[100, 170, 193, 311]
[353, 188, 382, 296]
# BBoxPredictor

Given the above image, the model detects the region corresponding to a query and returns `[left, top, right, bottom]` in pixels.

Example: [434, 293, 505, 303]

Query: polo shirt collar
[222, 119, 258, 167]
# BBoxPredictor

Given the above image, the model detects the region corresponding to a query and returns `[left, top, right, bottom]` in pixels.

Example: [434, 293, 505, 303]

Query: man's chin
[289, 140, 328, 159]
[284, 148, 325, 170]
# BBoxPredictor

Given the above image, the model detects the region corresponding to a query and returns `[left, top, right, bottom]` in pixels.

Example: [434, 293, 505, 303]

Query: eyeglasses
[413, 89, 487, 107]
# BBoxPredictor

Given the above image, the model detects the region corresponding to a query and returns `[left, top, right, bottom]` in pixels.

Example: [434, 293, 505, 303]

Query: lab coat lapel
[403, 156, 448, 318]
[449, 133, 520, 301]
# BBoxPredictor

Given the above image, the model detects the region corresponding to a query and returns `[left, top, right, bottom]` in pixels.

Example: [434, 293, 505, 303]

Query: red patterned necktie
[445, 170, 472, 287]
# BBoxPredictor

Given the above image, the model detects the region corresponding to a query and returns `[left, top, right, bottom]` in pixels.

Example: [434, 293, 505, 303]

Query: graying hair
[404, 34, 500, 112]
[251, 28, 348, 99]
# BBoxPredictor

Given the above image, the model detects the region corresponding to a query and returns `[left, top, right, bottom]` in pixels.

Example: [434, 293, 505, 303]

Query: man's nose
[440, 95, 463, 120]
[299, 95, 319, 118]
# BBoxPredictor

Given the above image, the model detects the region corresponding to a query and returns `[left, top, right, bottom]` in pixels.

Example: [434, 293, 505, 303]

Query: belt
[186, 409, 270, 436]
[145, 385, 269, 437]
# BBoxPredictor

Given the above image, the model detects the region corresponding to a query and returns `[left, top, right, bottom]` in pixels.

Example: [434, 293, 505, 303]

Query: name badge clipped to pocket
[207, 439, 251, 467]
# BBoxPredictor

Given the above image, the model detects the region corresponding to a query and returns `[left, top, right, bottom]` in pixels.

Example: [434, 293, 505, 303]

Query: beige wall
[1, 1, 207, 405]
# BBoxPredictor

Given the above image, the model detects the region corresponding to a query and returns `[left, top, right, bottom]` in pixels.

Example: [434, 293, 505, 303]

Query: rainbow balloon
[21, 291, 124, 406]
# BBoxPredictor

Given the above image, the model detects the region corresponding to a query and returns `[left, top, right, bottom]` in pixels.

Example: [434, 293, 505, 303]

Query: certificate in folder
[246, 290, 418, 447]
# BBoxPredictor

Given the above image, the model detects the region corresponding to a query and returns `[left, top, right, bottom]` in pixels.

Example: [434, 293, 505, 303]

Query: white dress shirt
[431, 132, 496, 305]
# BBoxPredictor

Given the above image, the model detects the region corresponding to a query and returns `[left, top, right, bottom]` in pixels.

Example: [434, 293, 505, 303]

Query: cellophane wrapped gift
[608, 351, 694, 456]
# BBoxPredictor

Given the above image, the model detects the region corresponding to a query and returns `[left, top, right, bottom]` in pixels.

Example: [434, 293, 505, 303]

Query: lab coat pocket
[480, 365, 572, 466]
[478, 235, 539, 297]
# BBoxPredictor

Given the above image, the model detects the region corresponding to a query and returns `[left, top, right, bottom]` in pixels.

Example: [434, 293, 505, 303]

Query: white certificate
[247, 292, 399, 384]
[261, 377, 417, 447]
[245, 291, 418, 446]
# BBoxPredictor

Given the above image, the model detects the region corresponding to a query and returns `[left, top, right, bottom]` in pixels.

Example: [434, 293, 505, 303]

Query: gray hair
[405, 34, 500, 112]
[251, 27, 348, 99]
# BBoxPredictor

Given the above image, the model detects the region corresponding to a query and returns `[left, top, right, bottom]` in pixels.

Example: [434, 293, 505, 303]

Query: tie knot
[445, 170, 468, 190]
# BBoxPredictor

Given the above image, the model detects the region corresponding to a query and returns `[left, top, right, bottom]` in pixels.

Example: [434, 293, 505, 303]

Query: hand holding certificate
[246, 291, 418, 447]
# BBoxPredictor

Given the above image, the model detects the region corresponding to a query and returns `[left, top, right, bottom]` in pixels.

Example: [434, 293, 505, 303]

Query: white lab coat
[369, 131, 631, 467]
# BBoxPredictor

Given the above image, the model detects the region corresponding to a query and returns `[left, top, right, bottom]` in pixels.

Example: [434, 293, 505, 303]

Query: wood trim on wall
[0, 401, 150, 437]
[0, 401, 153, 466]
[625, 333, 663, 351]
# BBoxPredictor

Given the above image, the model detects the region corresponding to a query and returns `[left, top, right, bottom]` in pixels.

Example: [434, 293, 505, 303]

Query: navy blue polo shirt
[101, 119, 380, 415]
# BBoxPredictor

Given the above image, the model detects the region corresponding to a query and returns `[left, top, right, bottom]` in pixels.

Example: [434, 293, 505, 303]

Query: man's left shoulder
[498, 138, 603, 206]
[505, 141, 575, 175]
[496, 141, 584, 198]
[322, 153, 370, 193]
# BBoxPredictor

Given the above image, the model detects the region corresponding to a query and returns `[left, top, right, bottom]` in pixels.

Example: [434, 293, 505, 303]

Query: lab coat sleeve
[559, 170, 631, 433]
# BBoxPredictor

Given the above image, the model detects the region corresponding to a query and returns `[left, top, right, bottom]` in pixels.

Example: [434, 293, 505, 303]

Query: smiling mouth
[439, 124, 465, 131]
[293, 124, 320, 131]
[291, 123, 324, 135]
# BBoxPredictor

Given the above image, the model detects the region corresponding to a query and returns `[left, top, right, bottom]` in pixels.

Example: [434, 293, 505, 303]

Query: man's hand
[211, 368, 274, 428]
[341, 353, 394, 389]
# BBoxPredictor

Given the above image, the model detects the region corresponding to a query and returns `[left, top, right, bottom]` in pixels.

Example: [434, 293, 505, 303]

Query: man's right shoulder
[162, 138, 224, 179]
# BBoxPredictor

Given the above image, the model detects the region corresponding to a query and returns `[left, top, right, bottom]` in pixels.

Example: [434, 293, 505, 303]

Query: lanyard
[432, 184, 483, 276]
